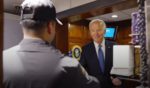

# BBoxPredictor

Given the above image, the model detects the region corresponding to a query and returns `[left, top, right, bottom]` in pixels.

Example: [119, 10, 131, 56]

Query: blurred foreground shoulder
[57, 56, 100, 88]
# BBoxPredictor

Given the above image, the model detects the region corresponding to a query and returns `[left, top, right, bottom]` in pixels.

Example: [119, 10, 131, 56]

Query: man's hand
[111, 76, 122, 86]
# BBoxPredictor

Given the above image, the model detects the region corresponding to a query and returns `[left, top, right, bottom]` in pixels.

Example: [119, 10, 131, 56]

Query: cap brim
[56, 18, 63, 25]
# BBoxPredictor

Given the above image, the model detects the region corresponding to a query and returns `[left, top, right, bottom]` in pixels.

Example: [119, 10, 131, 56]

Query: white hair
[89, 19, 106, 30]
[21, 0, 53, 8]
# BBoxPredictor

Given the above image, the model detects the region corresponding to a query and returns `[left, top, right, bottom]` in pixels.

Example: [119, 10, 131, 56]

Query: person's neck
[24, 36, 41, 40]
[23, 34, 48, 41]
[94, 39, 105, 45]
[95, 41, 102, 45]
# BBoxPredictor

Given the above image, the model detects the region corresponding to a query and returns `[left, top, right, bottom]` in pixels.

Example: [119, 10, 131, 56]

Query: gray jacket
[3, 39, 100, 88]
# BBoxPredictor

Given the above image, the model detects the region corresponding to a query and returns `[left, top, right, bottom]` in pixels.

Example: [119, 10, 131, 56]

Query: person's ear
[47, 22, 53, 34]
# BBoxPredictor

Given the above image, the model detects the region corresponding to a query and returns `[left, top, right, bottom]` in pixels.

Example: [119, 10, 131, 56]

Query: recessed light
[112, 15, 118, 18]
[68, 23, 71, 28]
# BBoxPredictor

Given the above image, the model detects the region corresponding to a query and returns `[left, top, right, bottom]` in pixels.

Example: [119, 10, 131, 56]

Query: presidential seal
[72, 45, 82, 60]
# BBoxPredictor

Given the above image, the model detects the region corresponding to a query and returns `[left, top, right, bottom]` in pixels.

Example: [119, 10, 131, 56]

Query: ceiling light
[112, 15, 118, 18]
[68, 23, 71, 28]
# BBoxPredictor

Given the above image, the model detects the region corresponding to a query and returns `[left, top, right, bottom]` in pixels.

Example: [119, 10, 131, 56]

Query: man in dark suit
[80, 19, 121, 88]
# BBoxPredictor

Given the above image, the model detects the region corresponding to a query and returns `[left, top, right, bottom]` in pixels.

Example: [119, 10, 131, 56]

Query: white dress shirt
[93, 39, 105, 60]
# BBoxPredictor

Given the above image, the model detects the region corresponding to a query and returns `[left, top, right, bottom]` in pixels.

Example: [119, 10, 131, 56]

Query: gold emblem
[72, 45, 82, 60]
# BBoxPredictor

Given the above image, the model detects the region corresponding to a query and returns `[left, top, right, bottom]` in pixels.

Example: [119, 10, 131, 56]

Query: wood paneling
[0, 0, 3, 87]
[107, 20, 132, 45]
[68, 23, 92, 51]
[69, 24, 85, 38]
[55, 22, 69, 54]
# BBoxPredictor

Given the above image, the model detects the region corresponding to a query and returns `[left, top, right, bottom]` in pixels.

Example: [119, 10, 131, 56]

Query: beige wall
[0, 0, 3, 87]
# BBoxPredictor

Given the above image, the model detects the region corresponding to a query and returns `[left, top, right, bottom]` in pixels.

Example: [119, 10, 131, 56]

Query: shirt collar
[93, 39, 105, 48]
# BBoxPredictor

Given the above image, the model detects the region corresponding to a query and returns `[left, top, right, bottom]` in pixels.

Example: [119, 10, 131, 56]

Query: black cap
[20, 0, 62, 25]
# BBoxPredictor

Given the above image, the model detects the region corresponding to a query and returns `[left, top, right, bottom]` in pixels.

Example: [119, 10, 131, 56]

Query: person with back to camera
[3, 0, 100, 88]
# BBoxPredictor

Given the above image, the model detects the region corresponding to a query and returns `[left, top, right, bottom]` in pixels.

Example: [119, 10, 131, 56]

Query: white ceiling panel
[52, 0, 71, 12]
[52, 0, 96, 12]
[71, 0, 96, 8]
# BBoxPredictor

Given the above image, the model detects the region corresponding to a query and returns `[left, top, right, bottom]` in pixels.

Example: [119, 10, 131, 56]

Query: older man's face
[89, 22, 105, 44]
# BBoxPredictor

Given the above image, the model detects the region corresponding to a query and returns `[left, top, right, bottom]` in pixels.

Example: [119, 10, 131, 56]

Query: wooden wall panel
[107, 20, 132, 45]
[68, 24, 92, 51]
[55, 22, 68, 54]
[0, 0, 3, 87]
[116, 27, 131, 44]
[69, 24, 84, 38]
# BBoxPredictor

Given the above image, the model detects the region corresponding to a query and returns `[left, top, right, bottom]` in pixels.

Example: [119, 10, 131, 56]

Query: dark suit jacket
[80, 40, 115, 88]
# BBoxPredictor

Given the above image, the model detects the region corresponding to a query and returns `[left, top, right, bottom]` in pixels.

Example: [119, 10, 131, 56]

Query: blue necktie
[98, 46, 105, 73]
